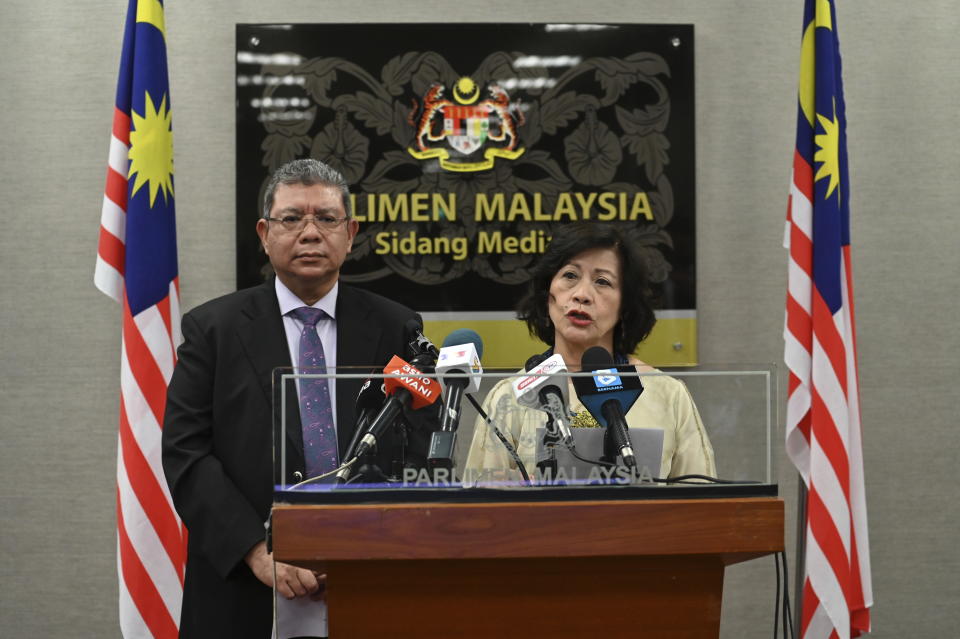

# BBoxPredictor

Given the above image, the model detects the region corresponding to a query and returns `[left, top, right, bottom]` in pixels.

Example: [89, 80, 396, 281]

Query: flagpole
[794, 478, 807, 635]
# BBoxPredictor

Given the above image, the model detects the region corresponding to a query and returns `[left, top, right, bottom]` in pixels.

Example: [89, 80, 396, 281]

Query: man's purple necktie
[291, 307, 338, 477]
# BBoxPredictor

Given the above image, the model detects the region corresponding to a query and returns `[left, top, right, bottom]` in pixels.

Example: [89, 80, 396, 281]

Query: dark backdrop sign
[236, 23, 697, 364]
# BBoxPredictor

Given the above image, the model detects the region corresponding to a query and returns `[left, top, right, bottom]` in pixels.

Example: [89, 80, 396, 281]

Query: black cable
[781, 551, 795, 639]
[567, 447, 614, 468]
[537, 424, 751, 485]
[344, 471, 366, 485]
[774, 552, 782, 639]
[533, 456, 764, 485]
[465, 392, 530, 483]
[771, 551, 796, 639]
[662, 473, 763, 485]
[532, 454, 762, 486]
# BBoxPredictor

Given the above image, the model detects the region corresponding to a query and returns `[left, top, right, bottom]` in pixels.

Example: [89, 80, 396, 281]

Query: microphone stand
[388, 413, 410, 481]
[354, 459, 389, 483]
[601, 426, 618, 470]
[344, 414, 410, 484]
[536, 414, 559, 482]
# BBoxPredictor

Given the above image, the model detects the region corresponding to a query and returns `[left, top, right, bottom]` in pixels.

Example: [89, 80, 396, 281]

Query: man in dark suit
[162, 159, 426, 638]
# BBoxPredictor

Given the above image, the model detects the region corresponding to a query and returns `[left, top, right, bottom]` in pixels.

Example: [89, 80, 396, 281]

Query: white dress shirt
[275, 277, 339, 436]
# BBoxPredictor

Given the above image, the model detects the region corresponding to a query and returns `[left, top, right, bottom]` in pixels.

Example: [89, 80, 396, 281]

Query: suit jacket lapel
[235, 281, 304, 465]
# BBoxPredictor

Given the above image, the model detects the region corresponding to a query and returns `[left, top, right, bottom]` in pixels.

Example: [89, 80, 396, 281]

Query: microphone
[512, 354, 574, 477]
[513, 353, 574, 445]
[571, 347, 644, 471]
[352, 355, 441, 460]
[405, 318, 439, 366]
[428, 329, 484, 472]
[345, 375, 386, 456]
[524, 352, 548, 372]
[335, 375, 386, 484]
[436, 329, 484, 431]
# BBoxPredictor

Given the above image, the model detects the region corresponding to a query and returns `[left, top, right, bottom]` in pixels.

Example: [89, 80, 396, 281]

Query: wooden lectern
[272, 495, 784, 638]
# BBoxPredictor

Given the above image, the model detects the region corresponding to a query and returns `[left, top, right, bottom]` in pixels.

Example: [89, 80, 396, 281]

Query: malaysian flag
[784, 1, 873, 638]
[95, 1, 187, 637]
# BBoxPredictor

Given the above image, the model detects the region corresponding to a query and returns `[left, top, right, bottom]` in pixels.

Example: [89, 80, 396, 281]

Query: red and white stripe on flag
[96, 1, 187, 637]
[784, 1, 872, 638]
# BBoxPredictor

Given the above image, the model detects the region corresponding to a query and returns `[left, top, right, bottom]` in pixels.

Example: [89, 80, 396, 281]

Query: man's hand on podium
[244, 540, 327, 601]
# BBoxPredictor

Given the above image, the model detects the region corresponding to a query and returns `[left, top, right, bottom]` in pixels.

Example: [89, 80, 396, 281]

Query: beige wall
[1, 1, 957, 636]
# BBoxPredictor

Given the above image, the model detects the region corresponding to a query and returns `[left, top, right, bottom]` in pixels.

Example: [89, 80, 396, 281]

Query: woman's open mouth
[566, 309, 593, 327]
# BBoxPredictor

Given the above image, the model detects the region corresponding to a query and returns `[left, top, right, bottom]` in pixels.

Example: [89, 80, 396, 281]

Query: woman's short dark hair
[516, 222, 656, 356]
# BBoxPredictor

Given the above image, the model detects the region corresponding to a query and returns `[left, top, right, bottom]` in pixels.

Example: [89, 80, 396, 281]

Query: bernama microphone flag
[95, 1, 187, 637]
[784, 1, 873, 638]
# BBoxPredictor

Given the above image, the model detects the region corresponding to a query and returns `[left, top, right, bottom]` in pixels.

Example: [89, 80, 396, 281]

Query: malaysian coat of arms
[408, 77, 526, 172]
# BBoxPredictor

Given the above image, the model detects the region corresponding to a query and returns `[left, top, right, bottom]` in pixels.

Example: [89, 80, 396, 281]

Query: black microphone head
[524, 352, 548, 372]
[441, 328, 484, 360]
[355, 374, 386, 411]
[404, 317, 423, 338]
[581, 346, 614, 372]
[406, 317, 439, 360]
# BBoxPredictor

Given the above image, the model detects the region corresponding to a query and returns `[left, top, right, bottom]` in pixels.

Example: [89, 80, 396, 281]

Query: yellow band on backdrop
[424, 317, 697, 369]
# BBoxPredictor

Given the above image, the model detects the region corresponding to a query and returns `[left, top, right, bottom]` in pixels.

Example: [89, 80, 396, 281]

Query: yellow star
[128, 91, 174, 207]
[814, 105, 841, 200]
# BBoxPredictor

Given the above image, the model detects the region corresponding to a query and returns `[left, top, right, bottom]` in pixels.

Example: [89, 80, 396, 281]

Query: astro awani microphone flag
[784, 1, 873, 638]
[94, 1, 187, 637]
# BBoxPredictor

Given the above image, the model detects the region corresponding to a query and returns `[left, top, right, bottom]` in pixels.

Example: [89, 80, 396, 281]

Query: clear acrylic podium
[270, 366, 784, 638]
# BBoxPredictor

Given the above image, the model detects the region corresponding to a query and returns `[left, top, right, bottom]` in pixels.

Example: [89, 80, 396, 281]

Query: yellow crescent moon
[453, 77, 480, 105]
[136, 0, 166, 36]
[798, 0, 833, 126]
[798, 22, 815, 126]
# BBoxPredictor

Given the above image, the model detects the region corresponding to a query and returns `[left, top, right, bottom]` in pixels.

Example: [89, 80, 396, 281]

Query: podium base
[328, 555, 724, 638]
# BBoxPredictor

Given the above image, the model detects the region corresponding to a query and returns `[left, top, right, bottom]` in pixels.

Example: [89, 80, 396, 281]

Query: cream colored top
[463, 370, 716, 481]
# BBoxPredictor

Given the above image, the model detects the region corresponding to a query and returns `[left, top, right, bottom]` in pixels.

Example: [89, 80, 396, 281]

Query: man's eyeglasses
[265, 214, 350, 233]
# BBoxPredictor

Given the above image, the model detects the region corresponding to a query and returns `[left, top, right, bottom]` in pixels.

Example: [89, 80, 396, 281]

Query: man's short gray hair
[261, 159, 352, 219]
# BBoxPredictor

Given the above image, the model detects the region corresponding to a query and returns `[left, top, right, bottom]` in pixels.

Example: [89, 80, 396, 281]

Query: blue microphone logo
[593, 368, 622, 390]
